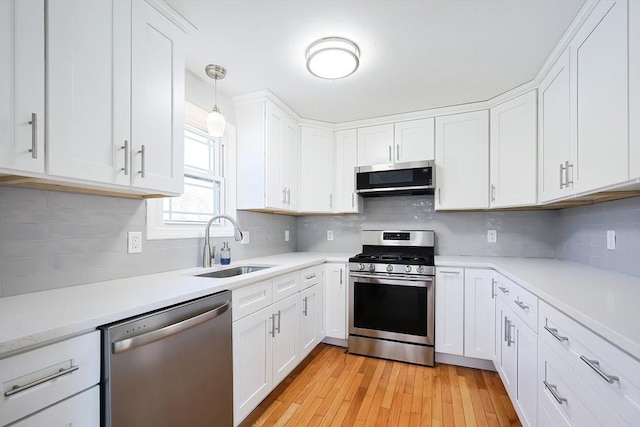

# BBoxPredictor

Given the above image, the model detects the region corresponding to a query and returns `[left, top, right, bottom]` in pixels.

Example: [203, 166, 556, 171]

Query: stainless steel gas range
[348, 230, 436, 366]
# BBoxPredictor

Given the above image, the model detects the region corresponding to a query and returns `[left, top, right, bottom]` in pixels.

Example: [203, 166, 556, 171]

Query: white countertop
[1, 252, 639, 361]
[436, 256, 640, 360]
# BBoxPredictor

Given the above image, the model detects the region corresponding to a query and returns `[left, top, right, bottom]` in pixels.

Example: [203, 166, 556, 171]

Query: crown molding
[145, 0, 198, 34]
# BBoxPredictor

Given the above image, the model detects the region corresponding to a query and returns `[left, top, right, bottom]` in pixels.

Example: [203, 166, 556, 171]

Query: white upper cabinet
[630, 0, 640, 179]
[334, 129, 362, 213]
[300, 126, 334, 213]
[47, 0, 131, 187]
[237, 99, 300, 212]
[538, 49, 572, 203]
[394, 118, 435, 163]
[130, 0, 185, 194]
[570, 0, 629, 193]
[490, 91, 537, 208]
[435, 110, 489, 210]
[356, 119, 434, 167]
[0, 0, 45, 176]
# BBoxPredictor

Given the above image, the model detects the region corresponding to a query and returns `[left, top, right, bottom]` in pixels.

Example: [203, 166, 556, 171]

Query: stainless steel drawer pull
[504, 317, 509, 343]
[138, 145, 146, 178]
[303, 297, 308, 316]
[113, 301, 230, 353]
[498, 286, 509, 294]
[28, 113, 37, 159]
[566, 161, 574, 185]
[491, 279, 497, 299]
[270, 315, 275, 337]
[275, 310, 281, 334]
[4, 365, 79, 397]
[121, 140, 129, 175]
[544, 326, 569, 343]
[388, 145, 392, 162]
[544, 381, 568, 405]
[439, 271, 460, 275]
[305, 273, 316, 280]
[559, 163, 566, 188]
[507, 320, 515, 346]
[580, 355, 620, 384]
[287, 188, 291, 205]
[514, 300, 529, 310]
[490, 184, 496, 202]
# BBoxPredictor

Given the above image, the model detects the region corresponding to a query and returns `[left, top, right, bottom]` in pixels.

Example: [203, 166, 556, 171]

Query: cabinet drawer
[272, 272, 300, 303]
[538, 340, 625, 426]
[539, 301, 640, 426]
[11, 385, 99, 427]
[300, 265, 320, 290]
[0, 331, 100, 426]
[497, 275, 537, 331]
[232, 279, 273, 321]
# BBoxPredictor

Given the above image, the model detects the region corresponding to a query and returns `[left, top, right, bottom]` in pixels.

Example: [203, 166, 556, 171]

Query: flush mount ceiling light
[306, 37, 360, 79]
[205, 64, 226, 137]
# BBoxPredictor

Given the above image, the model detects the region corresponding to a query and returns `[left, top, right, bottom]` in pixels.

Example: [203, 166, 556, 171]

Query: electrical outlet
[607, 230, 616, 250]
[127, 231, 142, 254]
[487, 229, 497, 243]
[241, 231, 250, 244]
[327, 230, 334, 241]
[284, 230, 290, 242]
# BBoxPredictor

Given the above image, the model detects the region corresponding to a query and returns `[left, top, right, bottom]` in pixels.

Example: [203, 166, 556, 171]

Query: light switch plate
[285, 230, 290, 242]
[487, 230, 497, 243]
[127, 231, 142, 254]
[241, 231, 250, 244]
[327, 230, 334, 241]
[607, 230, 616, 250]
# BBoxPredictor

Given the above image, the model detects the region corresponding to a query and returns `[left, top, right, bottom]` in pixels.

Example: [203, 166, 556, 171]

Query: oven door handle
[349, 272, 434, 287]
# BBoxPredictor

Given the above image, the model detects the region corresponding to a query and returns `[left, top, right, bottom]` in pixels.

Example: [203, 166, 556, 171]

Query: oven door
[349, 272, 434, 346]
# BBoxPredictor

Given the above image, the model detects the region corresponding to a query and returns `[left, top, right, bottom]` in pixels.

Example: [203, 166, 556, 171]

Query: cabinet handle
[543, 381, 568, 405]
[438, 188, 441, 204]
[28, 113, 37, 159]
[491, 278, 497, 299]
[580, 355, 619, 384]
[282, 188, 287, 205]
[339, 268, 343, 285]
[507, 320, 515, 346]
[544, 325, 569, 343]
[287, 188, 291, 205]
[275, 310, 281, 334]
[396, 144, 400, 161]
[504, 317, 509, 343]
[439, 270, 460, 275]
[138, 145, 146, 178]
[305, 273, 316, 280]
[566, 161, 574, 185]
[490, 185, 496, 202]
[329, 193, 333, 209]
[559, 163, 566, 188]
[351, 193, 354, 208]
[221, 143, 225, 177]
[303, 296, 308, 316]
[498, 286, 509, 295]
[514, 299, 529, 311]
[4, 365, 80, 397]
[121, 140, 129, 175]
[270, 315, 275, 337]
[388, 145, 392, 161]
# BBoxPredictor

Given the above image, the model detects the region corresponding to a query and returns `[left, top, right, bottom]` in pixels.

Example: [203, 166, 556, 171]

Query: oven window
[353, 282, 428, 336]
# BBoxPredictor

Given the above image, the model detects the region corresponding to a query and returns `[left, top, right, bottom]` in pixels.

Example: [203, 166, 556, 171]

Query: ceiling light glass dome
[306, 37, 360, 79]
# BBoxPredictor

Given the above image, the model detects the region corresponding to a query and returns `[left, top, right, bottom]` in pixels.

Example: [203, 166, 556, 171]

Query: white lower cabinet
[300, 283, 321, 359]
[11, 385, 99, 427]
[271, 293, 301, 386]
[324, 263, 348, 340]
[463, 269, 497, 360]
[435, 268, 465, 356]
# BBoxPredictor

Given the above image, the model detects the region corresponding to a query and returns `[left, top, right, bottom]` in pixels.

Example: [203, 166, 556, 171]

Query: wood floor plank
[241, 345, 522, 427]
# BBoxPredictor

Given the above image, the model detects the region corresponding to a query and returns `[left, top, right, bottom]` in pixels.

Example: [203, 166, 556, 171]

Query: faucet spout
[203, 215, 244, 268]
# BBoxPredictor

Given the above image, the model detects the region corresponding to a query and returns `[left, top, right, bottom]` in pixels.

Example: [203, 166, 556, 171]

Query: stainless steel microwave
[355, 160, 435, 196]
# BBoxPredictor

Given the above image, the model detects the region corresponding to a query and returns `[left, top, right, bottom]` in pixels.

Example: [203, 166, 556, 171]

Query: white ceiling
[167, 0, 585, 124]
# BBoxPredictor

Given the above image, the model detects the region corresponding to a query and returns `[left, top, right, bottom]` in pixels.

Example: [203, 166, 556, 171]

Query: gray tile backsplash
[296, 195, 558, 258]
[556, 196, 640, 276]
[0, 187, 296, 296]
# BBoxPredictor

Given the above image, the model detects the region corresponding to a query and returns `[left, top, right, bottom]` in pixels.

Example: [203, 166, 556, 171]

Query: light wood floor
[240, 344, 522, 427]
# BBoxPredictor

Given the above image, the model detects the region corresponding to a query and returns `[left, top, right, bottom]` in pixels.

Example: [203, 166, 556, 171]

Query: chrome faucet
[203, 215, 244, 268]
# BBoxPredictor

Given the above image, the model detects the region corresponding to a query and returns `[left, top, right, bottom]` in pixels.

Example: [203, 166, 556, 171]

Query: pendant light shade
[204, 64, 227, 137]
[306, 37, 360, 79]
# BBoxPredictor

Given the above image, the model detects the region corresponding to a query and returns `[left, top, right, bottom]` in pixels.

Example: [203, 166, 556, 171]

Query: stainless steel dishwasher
[101, 291, 232, 427]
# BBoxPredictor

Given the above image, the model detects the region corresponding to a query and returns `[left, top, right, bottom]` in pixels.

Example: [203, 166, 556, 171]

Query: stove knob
[416, 266, 424, 273]
[386, 264, 393, 272]
[405, 265, 412, 273]
[368, 264, 376, 272]
[358, 263, 365, 271]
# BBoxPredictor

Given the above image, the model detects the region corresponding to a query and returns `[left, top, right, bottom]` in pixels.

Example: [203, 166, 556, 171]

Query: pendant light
[205, 64, 227, 137]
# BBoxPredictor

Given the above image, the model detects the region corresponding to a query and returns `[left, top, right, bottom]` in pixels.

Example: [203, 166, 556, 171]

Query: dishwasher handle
[112, 301, 230, 354]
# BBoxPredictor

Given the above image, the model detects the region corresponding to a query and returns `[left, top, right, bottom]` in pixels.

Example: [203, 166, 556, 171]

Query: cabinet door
[281, 116, 300, 211]
[47, 0, 131, 186]
[356, 124, 394, 166]
[490, 91, 537, 208]
[272, 293, 300, 386]
[300, 126, 334, 212]
[630, 0, 640, 179]
[463, 269, 496, 360]
[325, 263, 347, 340]
[11, 385, 99, 427]
[499, 300, 517, 392]
[538, 49, 572, 202]
[300, 284, 319, 359]
[435, 268, 464, 356]
[515, 317, 538, 427]
[265, 102, 284, 209]
[571, 0, 629, 193]
[394, 118, 435, 163]
[131, 0, 184, 194]
[0, 0, 44, 175]
[435, 110, 489, 210]
[334, 129, 361, 213]
[233, 306, 273, 424]
[317, 269, 326, 340]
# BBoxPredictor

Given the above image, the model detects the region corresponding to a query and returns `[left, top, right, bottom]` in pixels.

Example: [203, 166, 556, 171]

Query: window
[146, 102, 236, 240]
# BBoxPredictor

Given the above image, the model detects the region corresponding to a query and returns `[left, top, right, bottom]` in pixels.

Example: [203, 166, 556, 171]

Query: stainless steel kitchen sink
[196, 265, 273, 279]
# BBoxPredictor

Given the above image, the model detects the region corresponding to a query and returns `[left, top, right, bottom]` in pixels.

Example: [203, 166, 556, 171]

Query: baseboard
[435, 352, 496, 371]
[321, 337, 348, 347]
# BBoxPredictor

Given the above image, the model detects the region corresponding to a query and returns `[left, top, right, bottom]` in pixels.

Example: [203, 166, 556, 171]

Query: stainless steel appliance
[349, 230, 436, 366]
[355, 160, 435, 196]
[101, 291, 232, 427]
